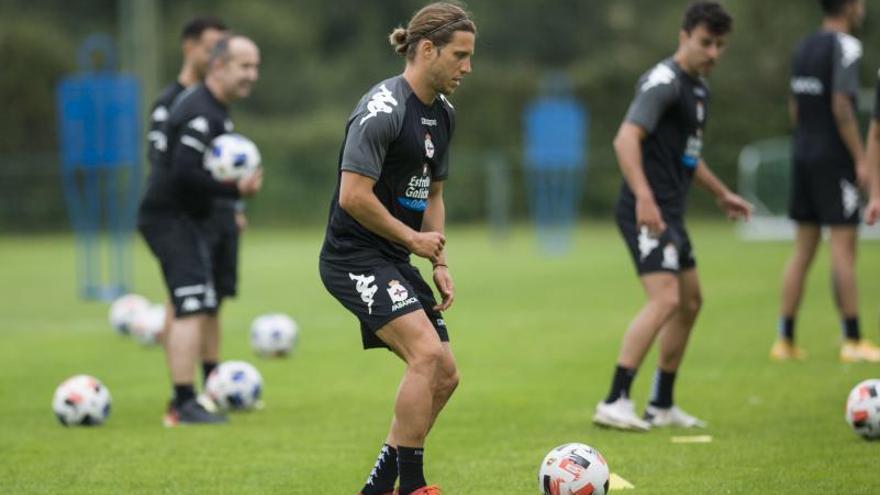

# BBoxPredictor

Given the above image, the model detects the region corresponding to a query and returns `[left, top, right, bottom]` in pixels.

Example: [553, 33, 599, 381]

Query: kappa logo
[224, 119, 234, 132]
[424, 133, 435, 158]
[359, 84, 398, 125]
[641, 63, 675, 92]
[421, 117, 437, 127]
[661, 243, 679, 270]
[187, 116, 209, 134]
[837, 33, 862, 68]
[349, 273, 378, 314]
[387, 280, 409, 303]
[638, 226, 660, 261]
[841, 179, 859, 218]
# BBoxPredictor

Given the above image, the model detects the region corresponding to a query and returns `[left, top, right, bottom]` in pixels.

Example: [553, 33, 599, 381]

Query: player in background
[146, 17, 246, 396]
[770, 0, 880, 362]
[318, 3, 474, 494]
[138, 35, 263, 426]
[593, 1, 751, 432]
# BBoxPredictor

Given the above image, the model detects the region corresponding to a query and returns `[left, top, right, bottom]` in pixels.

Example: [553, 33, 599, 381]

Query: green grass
[1, 222, 879, 494]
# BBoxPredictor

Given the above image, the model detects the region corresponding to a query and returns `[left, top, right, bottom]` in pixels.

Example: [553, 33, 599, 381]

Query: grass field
[1, 222, 879, 494]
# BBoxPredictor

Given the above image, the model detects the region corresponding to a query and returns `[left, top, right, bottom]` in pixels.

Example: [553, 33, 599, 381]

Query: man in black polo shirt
[139, 35, 263, 426]
[592, 2, 751, 432]
[771, 0, 880, 363]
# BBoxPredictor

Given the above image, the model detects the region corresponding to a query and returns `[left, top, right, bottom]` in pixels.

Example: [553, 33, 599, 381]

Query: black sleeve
[170, 115, 239, 199]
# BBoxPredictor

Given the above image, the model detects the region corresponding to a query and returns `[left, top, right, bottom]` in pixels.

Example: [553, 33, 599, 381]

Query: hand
[432, 265, 455, 311]
[717, 191, 753, 221]
[235, 211, 248, 231]
[408, 231, 446, 259]
[865, 197, 880, 225]
[237, 168, 263, 197]
[636, 196, 665, 235]
[856, 159, 869, 191]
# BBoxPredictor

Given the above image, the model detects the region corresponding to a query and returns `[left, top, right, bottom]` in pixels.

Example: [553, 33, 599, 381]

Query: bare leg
[779, 224, 821, 320]
[375, 311, 445, 448]
[657, 269, 702, 372]
[617, 272, 680, 369]
[166, 314, 206, 384]
[202, 312, 221, 363]
[828, 226, 858, 319]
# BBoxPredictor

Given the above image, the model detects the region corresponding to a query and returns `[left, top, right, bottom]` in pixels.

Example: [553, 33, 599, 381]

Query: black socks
[360, 444, 398, 495]
[604, 365, 636, 403]
[397, 446, 426, 495]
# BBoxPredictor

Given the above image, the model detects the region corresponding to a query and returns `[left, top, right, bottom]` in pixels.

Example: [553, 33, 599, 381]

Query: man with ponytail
[318, 3, 475, 494]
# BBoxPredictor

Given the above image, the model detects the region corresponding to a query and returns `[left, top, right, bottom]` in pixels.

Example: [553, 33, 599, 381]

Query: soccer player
[593, 1, 751, 432]
[146, 17, 245, 394]
[318, 3, 474, 494]
[138, 34, 263, 426]
[770, 0, 880, 363]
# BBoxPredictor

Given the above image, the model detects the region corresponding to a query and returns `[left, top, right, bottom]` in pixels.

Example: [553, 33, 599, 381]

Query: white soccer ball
[129, 304, 166, 346]
[205, 360, 263, 411]
[538, 443, 610, 495]
[846, 378, 880, 440]
[108, 293, 150, 335]
[203, 133, 261, 181]
[52, 375, 111, 426]
[250, 313, 299, 357]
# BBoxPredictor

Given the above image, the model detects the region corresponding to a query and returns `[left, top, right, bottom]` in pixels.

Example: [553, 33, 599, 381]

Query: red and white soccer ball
[204, 133, 261, 181]
[108, 293, 150, 335]
[129, 303, 166, 346]
[250, 313, 299, 357]
[846, 378, 880, 440]
[538, 443, 609, 495]
[52, 375, 111, 426]
[205, 360, 263, 411]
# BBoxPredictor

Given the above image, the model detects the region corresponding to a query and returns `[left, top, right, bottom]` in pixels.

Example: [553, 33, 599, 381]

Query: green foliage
[3, 1, 880, 229]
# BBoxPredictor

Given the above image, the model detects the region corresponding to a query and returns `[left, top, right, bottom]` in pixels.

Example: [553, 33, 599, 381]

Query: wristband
[432, 263, 447, 270]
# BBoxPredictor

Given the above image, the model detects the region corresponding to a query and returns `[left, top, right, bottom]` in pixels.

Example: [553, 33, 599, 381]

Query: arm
[338, 171, 445, 259]
[864, 119, 880, 224]
[613, 122, 665, 234]
[170, 118, 260, 198]
[832, 93, 867, 187]
[421, 181, 454, 311]
[694, 159, 752, 220]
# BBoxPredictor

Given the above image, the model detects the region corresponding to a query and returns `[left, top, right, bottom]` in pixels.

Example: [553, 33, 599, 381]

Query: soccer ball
[205, 360, 263, 411]
[129, 304, 166, 346]
[846, 378, 880, 440]
[250, 313, 299, 357]
[108, 293, 150, 335]
[203, 133, 261, 181]
[538, 443, 609, 495]
[52, 375, 111, 426]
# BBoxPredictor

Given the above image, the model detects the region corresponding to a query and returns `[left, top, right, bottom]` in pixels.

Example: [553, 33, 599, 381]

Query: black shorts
[789, 160, 860, 225]
[319, 258, 449, 350]
[204, 209, 239, 300]
[616, 210, 696, 275]
[139, 213, 218, 317]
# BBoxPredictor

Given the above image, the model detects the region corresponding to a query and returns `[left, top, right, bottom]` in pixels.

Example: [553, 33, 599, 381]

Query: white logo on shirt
[791, 77, 824, 95]
[421, 117, 437, 127]
[641, 64, 675, 92]
[696, 102, 705, 123]
[349, 273, 378, 314]
[224, 119, 234, 132]
[359, 84, 398, 125]
[837, 33, 862, 68]
[188, 116, 209, 134]
[638, 226, 660, 261]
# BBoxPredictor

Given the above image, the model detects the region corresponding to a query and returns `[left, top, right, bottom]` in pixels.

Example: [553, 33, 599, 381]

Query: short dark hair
[181, 16, 227, 41]
[820, 0, 857, 16]
[682, 1, 733, 35]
